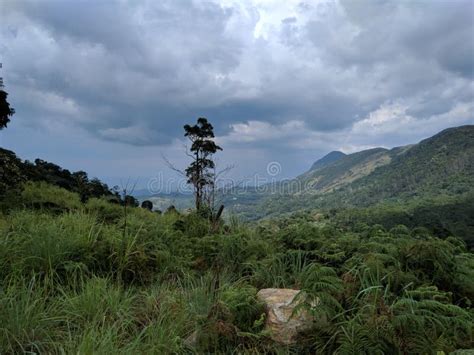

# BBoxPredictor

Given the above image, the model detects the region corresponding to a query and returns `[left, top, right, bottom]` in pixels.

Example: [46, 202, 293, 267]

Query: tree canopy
[0, 88, 15, 130]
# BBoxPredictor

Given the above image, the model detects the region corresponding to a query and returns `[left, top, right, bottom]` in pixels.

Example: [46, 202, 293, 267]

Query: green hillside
[229, 126, 474, 247]
[336, 125, 474, 204]
[297, 147, 391, 193]
[309, 150, 346, 171]
[232, 126, 473, 205]
[294, 125, 473, 199]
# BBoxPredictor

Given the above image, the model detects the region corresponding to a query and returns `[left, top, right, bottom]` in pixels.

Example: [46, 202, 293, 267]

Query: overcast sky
[1, 0, 473, 189]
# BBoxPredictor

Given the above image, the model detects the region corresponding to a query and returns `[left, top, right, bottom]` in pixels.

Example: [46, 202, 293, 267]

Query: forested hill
[309, 151, 346, 171]
[234, 125, 474, 210]
[231, 126, 474, 246]
[323, 125, 474, 205]
[296, 125, 473, 197]
[297, 147, 392, 193]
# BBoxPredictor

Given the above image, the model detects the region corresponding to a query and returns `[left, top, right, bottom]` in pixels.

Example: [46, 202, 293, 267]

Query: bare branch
[181, 143, 195, 159]
[161, 153, 185, 177]
[216, 164, 235, 178]
[119, 177, 138, 195]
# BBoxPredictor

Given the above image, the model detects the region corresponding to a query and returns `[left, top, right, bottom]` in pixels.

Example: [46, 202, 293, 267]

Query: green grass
[0, 184, 473, 353]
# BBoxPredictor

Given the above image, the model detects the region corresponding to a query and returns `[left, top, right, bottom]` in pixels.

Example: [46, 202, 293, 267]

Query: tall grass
[0, 186, 473, 353]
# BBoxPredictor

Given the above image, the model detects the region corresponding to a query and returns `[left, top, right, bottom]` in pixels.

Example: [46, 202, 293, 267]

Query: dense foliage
[331, 125, 474, 205]
[0, 148, 119, 204]
[0, 182, 472, 353]
[225, 126, 474, 249]
[0, 88, 15, 130]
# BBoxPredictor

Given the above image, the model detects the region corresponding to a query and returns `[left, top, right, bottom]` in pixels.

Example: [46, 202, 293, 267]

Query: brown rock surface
[257, 288, 315, 344]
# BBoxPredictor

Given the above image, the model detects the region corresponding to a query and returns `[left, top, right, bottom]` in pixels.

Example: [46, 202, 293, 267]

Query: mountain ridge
[297, 147, 392, 193]
[309, 151, 346, 171]
[228, 125, 474, 222]
[297, 125, 473, 195]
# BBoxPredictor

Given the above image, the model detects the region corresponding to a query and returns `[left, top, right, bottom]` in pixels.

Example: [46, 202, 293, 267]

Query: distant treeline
[0, 147, 132, 204]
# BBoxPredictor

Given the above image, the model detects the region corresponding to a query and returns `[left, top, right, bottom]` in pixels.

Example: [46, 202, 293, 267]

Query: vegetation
[299, 147, 391, 193]
[1, 124, 473, 353]
[0, 148, 130, 205]
[331, 125, 474, 205]
[225, 126, 474, 248]
[309, 150, 346, 172]
[0, 82, 15, 130]
[183, 117, 222, 212]
[0, 181, 472, 353]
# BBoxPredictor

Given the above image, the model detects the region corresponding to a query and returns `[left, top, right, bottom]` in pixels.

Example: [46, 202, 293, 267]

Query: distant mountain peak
[310, 151, 346, 171]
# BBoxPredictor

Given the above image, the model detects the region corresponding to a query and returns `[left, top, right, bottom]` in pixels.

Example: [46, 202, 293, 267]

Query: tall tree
[184, 117, 222, 211]
[0, 81, 15, 130]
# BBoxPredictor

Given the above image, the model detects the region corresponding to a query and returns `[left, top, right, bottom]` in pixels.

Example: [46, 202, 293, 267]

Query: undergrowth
[0, 184, 473, 353]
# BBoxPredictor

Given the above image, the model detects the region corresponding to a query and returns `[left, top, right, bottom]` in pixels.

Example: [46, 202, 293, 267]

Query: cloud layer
[0, 0, 473, 182]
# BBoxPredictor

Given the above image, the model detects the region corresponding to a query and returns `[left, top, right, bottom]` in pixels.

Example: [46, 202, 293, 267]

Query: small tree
[141, 200, 153, 211]
[184, 118, 222, 211]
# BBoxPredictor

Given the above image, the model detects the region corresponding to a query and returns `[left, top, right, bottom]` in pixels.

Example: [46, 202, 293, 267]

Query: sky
[1, 0, 473, 190]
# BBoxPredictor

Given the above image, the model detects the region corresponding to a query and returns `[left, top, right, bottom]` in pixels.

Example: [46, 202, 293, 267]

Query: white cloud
[352, 102, 413, 132]
[220, 120, 305, 143]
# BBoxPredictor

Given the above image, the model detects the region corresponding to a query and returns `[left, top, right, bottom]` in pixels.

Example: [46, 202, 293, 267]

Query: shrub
[85, 197, 123, 223]
[2, 210, 102, 280]
[20, 181, 82, 212]
[220, 284, 265, 333]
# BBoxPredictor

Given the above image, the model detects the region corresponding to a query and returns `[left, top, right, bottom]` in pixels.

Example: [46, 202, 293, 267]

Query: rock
[311, 212, 324, 222]
[183, 330, 198, 348]
[256, 288, 316, 345]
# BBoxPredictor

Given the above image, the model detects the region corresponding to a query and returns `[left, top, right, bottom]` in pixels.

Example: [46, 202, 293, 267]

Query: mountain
[332, 125, 474, 205]
[291, 125, 474, 199]
[229, 125, 474, 220]
[226, 125, 474, 246]
[309, 151, 346, 171]
[134, 125, 473, 218]
[297, 147, 392, 193]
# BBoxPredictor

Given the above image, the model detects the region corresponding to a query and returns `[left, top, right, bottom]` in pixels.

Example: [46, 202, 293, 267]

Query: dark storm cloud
[320, 0, 473, 76]
[302, 0, 474, 123]
[0, 0, 473, 153]
[1, 0, 252, 144]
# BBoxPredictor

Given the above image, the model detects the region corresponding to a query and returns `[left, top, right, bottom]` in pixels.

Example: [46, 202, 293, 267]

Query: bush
[2, 210, 102, 280]
[220, 284, 265, 333]
[85, 197, 123, 223]
[20, 181, 82, 212]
